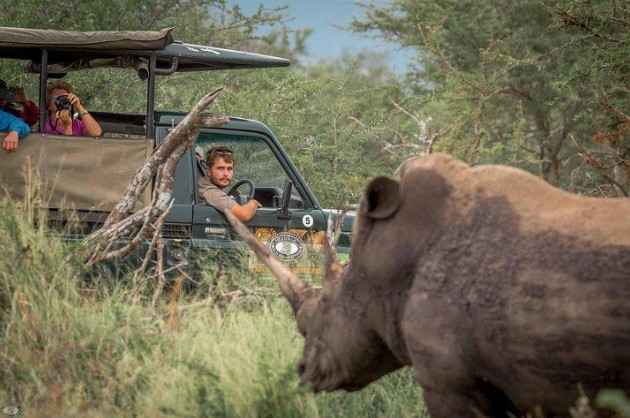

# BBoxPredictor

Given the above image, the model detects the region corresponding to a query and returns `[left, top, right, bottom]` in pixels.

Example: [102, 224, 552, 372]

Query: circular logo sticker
[268, 232, 304, 260]
[302, 214, 314, 228]
[2, 406, 22, 417]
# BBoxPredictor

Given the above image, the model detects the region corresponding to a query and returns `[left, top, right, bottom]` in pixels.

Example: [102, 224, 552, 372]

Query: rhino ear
[363, 176, 401, 219]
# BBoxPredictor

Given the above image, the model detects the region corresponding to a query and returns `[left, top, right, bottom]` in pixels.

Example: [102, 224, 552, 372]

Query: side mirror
[136, 62, 149, 81]
[278, 180, 293, 220]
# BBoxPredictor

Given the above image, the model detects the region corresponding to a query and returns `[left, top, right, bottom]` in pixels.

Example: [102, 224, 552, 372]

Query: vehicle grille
[45, 218, 191, 240]
[47, 219, 104, 238]
[162, 223, 192, 239]
[337, 232, 352, 248]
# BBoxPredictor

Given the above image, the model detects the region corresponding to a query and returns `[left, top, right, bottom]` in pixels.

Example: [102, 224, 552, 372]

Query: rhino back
[398, 155, 630, 415]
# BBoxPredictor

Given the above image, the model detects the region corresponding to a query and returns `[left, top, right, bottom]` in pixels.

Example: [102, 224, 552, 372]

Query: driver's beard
[210, 177, 230, 189]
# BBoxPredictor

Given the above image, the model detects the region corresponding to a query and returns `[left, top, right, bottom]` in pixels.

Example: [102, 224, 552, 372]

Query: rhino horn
[323, 212, 344, 286]
[224, 209, 308, 313]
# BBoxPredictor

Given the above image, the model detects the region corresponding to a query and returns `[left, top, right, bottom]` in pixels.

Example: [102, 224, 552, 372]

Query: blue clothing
[0, 109, 30, 138]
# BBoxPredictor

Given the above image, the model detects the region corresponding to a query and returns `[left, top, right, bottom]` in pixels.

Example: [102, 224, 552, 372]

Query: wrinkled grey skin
[288, 154, 630, 418]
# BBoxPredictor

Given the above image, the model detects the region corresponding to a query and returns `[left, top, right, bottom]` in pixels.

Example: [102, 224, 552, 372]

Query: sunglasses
[207, 146, 234, 158]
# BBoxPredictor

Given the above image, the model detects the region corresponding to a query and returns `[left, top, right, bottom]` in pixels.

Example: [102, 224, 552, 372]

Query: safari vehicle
[0, 27, 352, 276]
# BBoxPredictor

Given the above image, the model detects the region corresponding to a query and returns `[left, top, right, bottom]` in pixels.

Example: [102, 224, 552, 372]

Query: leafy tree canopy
[353, 0, 630, 196]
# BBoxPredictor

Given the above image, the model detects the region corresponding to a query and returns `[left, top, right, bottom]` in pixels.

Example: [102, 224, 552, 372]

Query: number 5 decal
[302, 214, 314, 228]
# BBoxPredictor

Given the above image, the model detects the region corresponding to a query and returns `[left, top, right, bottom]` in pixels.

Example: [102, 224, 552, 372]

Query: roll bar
[36, 48, 157, 139]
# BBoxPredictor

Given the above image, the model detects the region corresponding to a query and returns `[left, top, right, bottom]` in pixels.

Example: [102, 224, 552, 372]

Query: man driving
[199, 145, 261, 222]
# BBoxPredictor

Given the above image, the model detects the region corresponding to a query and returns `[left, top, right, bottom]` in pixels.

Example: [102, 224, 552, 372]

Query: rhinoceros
[225, 153, 630, 418]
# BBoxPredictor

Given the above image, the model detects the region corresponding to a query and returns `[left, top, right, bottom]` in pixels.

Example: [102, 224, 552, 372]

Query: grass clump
[0, 198, 161, 415]
[0, 198, 425, 417]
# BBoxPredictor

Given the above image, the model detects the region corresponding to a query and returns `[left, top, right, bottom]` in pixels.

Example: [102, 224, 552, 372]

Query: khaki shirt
[198, 175, 236, 213]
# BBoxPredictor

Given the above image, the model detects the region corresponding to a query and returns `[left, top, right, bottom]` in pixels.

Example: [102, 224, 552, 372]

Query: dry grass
[0, 197, 423, 417]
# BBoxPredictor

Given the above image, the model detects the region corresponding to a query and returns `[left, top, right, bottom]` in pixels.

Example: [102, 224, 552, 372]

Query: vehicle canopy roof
[0, 27, 290, 136]
[0, 26, 290, 72]
[0, 26, 175, 53]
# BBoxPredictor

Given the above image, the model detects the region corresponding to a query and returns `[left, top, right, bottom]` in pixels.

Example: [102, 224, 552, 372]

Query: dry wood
[390, 99, 449, 155]
[569, 134, 629, 197]
[151, 238, 167, 309]
[85, 88, 229, 267]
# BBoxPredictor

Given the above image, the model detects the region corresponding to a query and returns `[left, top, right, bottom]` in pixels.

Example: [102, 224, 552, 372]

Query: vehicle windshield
[196, 131, 304, 206]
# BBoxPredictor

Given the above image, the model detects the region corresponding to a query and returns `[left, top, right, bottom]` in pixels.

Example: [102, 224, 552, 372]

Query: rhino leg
[403, 292, 519, 418]
[422, 388, 482, 418]
[422, 381, 519, 418]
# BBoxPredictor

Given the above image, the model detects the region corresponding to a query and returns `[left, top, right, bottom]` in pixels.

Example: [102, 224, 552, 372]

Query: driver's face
[209, 157, 234, 189]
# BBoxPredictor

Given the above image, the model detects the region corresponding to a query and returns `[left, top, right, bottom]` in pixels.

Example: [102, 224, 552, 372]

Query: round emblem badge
[302, 214, 314, 228]
[268, 232, 304, 260]
[2, 406, 22, 417]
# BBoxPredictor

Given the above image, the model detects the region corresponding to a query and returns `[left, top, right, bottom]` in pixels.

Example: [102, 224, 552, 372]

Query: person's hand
[56, 109, 73, 128]
[14, 87, 27, 104]
[252, 199, 262, 208]
[66, 93, 85, 113]
[2, 131, 19, 152]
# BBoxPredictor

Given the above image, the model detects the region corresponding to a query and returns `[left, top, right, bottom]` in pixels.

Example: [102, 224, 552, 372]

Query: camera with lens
[54, 95, 73, 113]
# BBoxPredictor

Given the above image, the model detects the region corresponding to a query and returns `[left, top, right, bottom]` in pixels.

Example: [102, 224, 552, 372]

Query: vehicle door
[191, 129, 327, 275]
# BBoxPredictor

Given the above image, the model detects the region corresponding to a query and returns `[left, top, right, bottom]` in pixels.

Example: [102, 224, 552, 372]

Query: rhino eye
[298, 324, 309, 338]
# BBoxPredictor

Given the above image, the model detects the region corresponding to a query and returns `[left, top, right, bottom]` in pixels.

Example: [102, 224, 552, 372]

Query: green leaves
[352, 0, 630, 196]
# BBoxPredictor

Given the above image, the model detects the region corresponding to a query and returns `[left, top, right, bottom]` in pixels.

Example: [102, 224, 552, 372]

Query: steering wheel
[227, 179, 255, 204]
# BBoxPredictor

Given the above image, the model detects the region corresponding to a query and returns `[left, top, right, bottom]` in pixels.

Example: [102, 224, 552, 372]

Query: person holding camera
[0, 79, 39, 127]
[43, 81, 102, 137]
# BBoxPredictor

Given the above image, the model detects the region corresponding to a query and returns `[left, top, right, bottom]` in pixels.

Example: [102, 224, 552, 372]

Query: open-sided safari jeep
[0, 27, 353, 278]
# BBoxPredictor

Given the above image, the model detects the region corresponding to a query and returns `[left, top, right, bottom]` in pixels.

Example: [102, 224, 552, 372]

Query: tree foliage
[354, 0, 630, 196]
[204, 55, 424, 206]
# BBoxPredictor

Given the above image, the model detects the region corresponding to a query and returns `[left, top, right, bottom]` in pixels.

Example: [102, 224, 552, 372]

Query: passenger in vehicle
[43, 81, 102, 137]
[0, 108, 30, 152]
[199, 146, 261, 222]
[0, 79, 39, 127]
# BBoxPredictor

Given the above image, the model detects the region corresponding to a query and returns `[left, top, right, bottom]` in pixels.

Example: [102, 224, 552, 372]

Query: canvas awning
[0, 133, 152, 211]
[0, 26, 174, 50]
[0, 27, 289, 72]
[0, 27, 174, 62]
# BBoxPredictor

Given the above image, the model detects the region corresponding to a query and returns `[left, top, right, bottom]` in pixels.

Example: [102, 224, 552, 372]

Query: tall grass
[0, 198, 425, 417]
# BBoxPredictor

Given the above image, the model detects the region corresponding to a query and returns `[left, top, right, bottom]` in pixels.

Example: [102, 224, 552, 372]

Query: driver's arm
[198, 176, 261, 222]
[230, 199, 261, 222]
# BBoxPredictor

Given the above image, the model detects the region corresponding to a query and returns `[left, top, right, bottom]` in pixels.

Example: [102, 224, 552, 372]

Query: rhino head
[292, 263, 403, 391]
[224, 175, 410, 392]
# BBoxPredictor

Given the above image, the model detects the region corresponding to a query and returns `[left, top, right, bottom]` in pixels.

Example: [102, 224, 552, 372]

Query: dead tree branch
[569, 134, 629, 197]
[222, 209, 308, 312]
[390, 99, 449, 155]
[84, 88, 229, 266]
